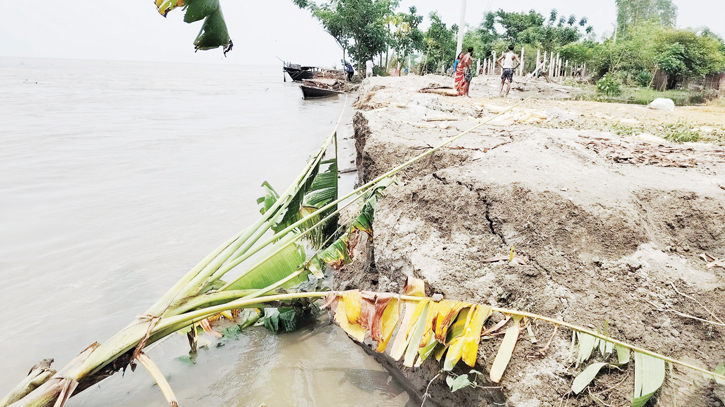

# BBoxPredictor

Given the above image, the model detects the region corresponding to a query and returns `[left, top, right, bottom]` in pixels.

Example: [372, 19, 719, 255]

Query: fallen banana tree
[1, 98, 526, 407]
[4, 98, 722, 407]
[323, 279, 725, 406]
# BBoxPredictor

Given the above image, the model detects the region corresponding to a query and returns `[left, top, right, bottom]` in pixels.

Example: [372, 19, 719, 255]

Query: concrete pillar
[549, 52, 554, 77]
[477, 58, 481, 75]
[520, 47, 525, 75]
[492, 51, 497, 75]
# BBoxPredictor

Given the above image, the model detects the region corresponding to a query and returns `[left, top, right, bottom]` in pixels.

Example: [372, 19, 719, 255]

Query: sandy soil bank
[335, 74, 725, 406]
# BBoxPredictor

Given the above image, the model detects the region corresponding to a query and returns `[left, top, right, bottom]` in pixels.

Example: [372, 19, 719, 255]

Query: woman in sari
[454, 47, 473, 97]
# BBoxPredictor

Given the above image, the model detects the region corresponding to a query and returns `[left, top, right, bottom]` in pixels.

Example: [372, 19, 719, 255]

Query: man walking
[497, 44, 520, 97]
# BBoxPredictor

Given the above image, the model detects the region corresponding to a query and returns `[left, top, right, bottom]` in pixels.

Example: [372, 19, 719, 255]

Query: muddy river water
[0, 58, 412, 406]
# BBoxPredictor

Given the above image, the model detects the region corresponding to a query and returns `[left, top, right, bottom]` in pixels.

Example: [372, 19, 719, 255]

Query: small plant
[635, 71, 653, 88]
[596, 74, 622, 97]
[662, 120, 701, 143]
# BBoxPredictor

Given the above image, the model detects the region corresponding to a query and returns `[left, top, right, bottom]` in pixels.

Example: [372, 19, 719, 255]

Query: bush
[372, 65, 389, 77]
[596, 74, 622, 96]
[635, 71, 653, 88]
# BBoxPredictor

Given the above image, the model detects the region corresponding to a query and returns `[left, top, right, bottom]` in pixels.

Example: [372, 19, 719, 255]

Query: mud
[335, 75, 725, 406]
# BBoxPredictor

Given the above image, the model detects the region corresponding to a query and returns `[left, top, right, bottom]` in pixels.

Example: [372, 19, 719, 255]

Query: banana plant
[154, 0, 233, 54]
[0, 100, 561, 407]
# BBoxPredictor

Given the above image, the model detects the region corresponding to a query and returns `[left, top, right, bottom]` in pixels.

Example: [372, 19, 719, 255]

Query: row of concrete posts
[474, 48, 586, 79]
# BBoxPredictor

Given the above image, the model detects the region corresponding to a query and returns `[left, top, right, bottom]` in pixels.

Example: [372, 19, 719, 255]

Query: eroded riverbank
[335, 74, 725, 406]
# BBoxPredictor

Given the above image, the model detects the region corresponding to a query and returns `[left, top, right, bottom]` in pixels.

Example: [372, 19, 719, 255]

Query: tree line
[293, 0, 725, 88]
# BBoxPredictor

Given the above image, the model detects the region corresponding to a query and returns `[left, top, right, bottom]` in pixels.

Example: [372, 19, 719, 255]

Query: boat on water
[281, 60, 345, 82]
[299, 79, 346, 100]
[300, 84, 343, 99]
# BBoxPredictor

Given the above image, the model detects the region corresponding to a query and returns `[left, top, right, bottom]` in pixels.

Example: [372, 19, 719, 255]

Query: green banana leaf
[224, 234, 307, 291]
[154, 0, 232, 53]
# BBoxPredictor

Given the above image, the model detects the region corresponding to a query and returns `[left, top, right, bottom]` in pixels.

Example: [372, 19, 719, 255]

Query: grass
[607, 120, 725, 144]
[566, 81, 719, 106]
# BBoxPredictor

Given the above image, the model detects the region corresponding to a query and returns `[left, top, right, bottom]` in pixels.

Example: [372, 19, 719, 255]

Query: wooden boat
[300, 84, 343, 99]
[281, 60, 345, 82]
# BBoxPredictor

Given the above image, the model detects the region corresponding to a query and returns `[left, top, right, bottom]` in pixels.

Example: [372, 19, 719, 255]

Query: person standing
[345, 62, 354, 81]
[454, 47, 474, 97]
[497, 44, 520, 97]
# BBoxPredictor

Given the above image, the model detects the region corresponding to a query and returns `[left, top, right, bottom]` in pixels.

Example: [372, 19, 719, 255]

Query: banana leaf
[193, 9, 231, 51]
[223, 234, 306, 291]
[183, 0, 220, 23]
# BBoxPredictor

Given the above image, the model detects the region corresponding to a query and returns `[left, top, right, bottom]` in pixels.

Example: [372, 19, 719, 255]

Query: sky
[0, 0, 722, 66]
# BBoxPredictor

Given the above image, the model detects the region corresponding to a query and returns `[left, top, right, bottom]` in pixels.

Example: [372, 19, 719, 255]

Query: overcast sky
[0, 0, 722, 66]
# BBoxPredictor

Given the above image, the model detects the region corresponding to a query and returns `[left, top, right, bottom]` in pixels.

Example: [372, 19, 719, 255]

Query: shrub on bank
[596, 74, 622, 96]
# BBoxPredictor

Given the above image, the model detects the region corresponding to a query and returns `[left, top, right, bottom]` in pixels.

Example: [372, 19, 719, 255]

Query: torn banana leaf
[633, 351, 665, 407]
[403, 302, 430, 367]
[154, 0, 232, 53]
[154, 0, 183, 17]
[342, 290, 362, 325]
[572, 362, 608, 394]
[376, 299, 399, 352]
[389, 300, 418, 360]
[490, 315, 522, 383]
[360, 293, 394, 342]
[335, 300, 366, 342]
[443, 305, 491, 370]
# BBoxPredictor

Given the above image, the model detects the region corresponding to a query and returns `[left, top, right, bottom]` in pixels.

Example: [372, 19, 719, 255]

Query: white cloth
[502, 52, 515, 69]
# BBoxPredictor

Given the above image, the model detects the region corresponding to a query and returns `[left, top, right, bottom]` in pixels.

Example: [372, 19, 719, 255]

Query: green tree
[422, 12, 457, 73]
[495, 9, 545, 43]
[616, 0, 677, 33]
[294, 0, 398, 77]
[389, 6, 425, 60]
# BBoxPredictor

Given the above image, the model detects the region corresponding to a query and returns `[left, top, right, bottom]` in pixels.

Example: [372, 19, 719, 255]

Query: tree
[389, 6, 425, 60]
[422, 12, 456, 73]
[294, 0, 398, 77]
[616, 0, 677, 33]
[293, 0, 351, 63]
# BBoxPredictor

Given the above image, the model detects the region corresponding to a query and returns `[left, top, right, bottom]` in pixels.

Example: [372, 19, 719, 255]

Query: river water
[0, 58, 412, 406]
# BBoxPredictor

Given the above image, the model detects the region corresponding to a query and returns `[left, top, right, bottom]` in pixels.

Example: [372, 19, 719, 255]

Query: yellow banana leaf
[389, 300, 417, 360]
[461, 305, 492, 366]
[404, 276, 426, 297]
[443, 305, 476, 371]
[433, 300, 468, 343]
[342, 290, 362, 325]
[334, 301, 366, 342]
[403, 302, 430, 367]
[376, 299, 399, 352]
[155, 0, 184, 17]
